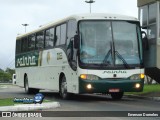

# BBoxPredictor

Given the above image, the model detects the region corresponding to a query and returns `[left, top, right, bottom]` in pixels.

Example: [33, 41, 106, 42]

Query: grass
[0, 98, 52, 107]
[0, 98, 14, 106]
[125, 84, 160, 96]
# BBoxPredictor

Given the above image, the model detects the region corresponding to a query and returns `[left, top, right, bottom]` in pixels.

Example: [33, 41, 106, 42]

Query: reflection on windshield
[112, 22, 140, 65]
[79, 21, 142, 67]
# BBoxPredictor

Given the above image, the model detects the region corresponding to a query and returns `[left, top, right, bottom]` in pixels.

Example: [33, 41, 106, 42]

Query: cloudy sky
[0, 0, 138, 70]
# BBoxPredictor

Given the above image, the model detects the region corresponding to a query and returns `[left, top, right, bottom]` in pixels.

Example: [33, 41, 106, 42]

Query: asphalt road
[0, 84, 160, 120]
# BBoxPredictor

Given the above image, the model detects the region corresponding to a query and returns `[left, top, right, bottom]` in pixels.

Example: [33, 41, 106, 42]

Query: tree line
[0, 68, 15, 83]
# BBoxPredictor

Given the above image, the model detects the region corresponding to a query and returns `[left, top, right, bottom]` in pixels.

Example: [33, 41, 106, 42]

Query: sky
[0, 0, 138, 70]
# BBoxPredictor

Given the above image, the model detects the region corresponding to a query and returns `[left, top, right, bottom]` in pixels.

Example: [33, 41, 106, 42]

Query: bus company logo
[103, 70, 127, 74]
[16, 56, 36, 67]
[57, 52, 62, 60]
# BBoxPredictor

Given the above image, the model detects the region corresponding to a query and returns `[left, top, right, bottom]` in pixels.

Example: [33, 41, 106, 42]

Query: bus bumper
[79, 78, 144, 94]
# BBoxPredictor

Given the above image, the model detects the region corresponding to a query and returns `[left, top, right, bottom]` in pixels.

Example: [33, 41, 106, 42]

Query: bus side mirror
[141, 31, 149, 50]
[74, 35, 80, 49]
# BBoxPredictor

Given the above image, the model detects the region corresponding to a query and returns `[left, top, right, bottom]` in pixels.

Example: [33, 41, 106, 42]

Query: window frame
[44, 27, 55, 49]
[55, 22, 67, 47]
[28, 34, 36, 51]
[36, 31, 45, 50]
[19, 37, 28, 53]
[16, 20, 70, 54]
[16, 39, 22, 54]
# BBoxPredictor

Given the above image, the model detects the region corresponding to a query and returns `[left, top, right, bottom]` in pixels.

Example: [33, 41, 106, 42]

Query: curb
[0, 102, 60, 111]
[125, 95, 160, 101]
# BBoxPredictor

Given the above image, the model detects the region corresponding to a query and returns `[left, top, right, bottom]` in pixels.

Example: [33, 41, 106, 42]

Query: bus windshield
[79, 21, 142, 68]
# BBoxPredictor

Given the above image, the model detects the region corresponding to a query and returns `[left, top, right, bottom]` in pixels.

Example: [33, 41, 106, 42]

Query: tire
[24, 76, 39, 94]
[111, 92, 124, 100]
[60, 75, 70, 99]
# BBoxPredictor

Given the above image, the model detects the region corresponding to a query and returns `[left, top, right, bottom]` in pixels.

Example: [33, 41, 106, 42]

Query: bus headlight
[87, 84, 92, 89]
[80, 74, 100, 80]
[135, 83, 141, 89]
[129, 74, 145, 80]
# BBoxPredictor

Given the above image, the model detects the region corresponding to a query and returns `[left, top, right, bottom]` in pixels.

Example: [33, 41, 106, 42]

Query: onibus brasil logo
[14, 93, 44, 104]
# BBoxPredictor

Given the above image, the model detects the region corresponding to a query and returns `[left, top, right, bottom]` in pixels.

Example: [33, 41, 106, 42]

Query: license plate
[109, 89, 120, 92]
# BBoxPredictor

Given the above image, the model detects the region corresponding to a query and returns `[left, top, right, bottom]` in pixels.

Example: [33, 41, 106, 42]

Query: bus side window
[55, 26, 60, 46]
[67, 19, 77, 70]
[67, 20, 77, 47]
[28, 34, 36, 51]
[16, 39, 21, 54]
[36, 31, 44, 50]
[45, 28, 54, 48]
[60, 23, 66, 45]
[21, 37, 28, 52]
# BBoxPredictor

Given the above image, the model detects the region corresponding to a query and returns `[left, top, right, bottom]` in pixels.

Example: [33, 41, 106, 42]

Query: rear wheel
[24, 76, 39, 94]
[60, 75, 70, 99]
[110, 92, 124, 100]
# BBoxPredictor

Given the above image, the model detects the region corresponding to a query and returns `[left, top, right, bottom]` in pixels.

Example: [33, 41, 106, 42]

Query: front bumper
[79, 78, 144, 94]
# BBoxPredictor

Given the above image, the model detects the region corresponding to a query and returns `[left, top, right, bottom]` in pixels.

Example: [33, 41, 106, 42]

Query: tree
[0, 68, 15, 83]
[0, 68, 4, 72]
[5, 68, 15, 75]
[0, 71, 11, 83]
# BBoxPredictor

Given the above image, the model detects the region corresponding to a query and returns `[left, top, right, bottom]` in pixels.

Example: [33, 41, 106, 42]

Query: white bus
[15, 13, 145, 100]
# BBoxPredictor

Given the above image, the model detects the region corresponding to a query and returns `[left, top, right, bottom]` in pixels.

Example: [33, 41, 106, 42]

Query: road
[0, 84, 160, 120]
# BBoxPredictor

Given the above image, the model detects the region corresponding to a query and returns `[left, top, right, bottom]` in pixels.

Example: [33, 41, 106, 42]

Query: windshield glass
[112, 21, 140, 65]
[79, 21, 142, 68]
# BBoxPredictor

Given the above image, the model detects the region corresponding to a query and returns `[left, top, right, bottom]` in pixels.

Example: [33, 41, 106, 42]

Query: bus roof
[16, 13, 139, 39]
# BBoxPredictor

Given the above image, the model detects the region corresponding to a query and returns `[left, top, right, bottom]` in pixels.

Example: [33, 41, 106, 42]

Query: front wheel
[60, 75, 70, 99]
[110, 92, 124, 100]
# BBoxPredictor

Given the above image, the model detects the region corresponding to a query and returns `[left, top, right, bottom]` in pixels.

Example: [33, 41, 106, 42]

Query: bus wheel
[60, 75, 70, 99]
[24, 76, 39, 94]
[110, 92, 124, 100]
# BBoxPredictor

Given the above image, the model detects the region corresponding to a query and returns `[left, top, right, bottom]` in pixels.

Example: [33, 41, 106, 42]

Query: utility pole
[85, 0, 95, 13]
[22, 24, 29, 33]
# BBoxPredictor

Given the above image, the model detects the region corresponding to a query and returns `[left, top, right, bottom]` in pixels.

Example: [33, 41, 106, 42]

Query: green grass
[125, 84, 160, 95]
[0, 98, 14, 106]
[0, 98, 53, 107]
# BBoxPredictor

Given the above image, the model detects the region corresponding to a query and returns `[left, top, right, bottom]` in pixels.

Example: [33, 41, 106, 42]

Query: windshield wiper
[101, 41, 112, 66]
[102, 49, 111, 65]
[101, 41, 130, 68]
[115, 51, 130, 68]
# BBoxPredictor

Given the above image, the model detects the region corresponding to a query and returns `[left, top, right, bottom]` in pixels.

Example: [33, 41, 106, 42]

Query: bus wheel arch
[24, 73, 27, 88]
[59, 73, 70, 99]
[24, 73, 39, 94]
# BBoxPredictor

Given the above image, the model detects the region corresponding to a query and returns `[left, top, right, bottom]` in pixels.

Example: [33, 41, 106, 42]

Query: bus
[15, 13, 145, 100]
